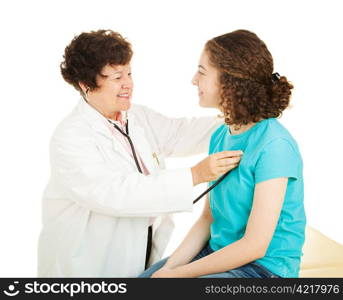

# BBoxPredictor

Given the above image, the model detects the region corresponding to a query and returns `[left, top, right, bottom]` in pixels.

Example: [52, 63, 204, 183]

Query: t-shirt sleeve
[254, 138, 302, 184]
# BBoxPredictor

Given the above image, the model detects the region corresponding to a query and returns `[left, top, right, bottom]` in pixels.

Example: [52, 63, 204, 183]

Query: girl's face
[82, 64, 134, 118]
[192, 50, 221, 109]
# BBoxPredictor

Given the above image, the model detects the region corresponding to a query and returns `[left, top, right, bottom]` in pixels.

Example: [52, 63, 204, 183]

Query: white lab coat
[38, 98, 222, 277]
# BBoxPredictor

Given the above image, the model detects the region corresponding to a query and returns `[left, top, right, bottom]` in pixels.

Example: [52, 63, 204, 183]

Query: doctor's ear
[79, 82, 90, 96]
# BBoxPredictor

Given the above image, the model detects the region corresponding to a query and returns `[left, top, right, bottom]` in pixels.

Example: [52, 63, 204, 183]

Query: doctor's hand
[191, 150, 243, 186]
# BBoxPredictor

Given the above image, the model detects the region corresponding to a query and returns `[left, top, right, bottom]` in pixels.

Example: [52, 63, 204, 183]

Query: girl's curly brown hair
[60, 29, 133, 94]
[205, 30, 293, 127]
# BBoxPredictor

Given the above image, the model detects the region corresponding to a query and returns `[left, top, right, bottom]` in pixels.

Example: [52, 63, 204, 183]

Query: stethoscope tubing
[109, 119, 227, 205]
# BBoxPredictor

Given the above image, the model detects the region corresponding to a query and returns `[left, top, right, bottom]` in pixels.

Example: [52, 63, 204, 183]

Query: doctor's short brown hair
[60, 29, 133, 93]
[205, 30, 294, 127]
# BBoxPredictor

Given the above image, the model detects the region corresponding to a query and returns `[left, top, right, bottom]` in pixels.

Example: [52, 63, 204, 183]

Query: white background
[0, 0, 342, 276]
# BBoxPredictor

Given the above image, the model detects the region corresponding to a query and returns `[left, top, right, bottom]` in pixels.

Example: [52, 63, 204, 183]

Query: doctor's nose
[122, 77, 134, 90]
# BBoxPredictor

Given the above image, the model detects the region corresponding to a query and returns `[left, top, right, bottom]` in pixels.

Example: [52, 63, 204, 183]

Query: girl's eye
[128, 73, 132, 76]
[198, 71, 205, 75]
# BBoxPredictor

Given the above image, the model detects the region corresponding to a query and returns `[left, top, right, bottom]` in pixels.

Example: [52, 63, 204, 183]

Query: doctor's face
[87, 64, 133, 117]
[192, 50, 221, 108]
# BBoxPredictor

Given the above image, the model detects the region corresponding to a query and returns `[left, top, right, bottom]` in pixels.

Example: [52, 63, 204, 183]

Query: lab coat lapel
[107, 124, 135, 166]
[78, 98, 135, 166]
[128, 114, 156, 173]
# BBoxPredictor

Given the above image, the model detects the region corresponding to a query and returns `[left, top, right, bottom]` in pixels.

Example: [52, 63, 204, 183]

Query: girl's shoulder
[246, 118, 302, 164]
[210, 123, 228, 144]
[255, 118, 299, 148]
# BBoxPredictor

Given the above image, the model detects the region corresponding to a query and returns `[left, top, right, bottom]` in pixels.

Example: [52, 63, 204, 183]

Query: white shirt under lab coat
[38, 98, 222, 277]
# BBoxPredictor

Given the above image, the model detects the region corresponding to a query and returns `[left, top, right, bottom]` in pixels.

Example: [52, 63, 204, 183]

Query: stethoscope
[84, 91, 229, 204]
[85, 93, 229, 268]
[107, 118, 230, 204]
[84, 93, 154, 268]
[107, 119, 152, 269]
[108, 116, 230, 270]
[108, 119, 143, 173]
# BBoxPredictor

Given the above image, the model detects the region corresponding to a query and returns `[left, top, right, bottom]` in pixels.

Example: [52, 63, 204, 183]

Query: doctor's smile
[81, 63, 134, 119]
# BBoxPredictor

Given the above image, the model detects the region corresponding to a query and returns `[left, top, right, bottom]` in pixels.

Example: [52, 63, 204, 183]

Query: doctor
[37, 29, 243, 277]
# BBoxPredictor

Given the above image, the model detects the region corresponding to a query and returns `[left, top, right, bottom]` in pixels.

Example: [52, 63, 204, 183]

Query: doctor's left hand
[151, 267, 181, 278]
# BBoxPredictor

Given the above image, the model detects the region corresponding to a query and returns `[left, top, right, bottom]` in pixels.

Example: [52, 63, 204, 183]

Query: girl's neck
[230, 122, 256, 135]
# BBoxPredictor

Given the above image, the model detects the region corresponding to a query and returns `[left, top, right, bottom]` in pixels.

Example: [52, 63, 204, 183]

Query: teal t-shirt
[208, 118, 306, 278]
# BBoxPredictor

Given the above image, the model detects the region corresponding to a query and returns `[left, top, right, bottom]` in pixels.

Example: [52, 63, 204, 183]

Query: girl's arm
[160, 195, 213, 270]
[153, 177, 288, 277]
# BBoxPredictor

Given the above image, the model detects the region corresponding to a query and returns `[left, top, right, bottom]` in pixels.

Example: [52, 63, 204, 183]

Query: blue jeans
[139, 243, 280, 278]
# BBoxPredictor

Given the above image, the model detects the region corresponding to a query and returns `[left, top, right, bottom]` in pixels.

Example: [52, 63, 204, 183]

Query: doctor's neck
[83, 97, 124, 122]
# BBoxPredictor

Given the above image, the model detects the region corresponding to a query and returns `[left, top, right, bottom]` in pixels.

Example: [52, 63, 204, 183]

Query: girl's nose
[192, 72, 198, 86]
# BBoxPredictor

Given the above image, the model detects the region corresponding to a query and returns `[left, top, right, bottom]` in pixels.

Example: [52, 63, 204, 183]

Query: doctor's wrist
[191, 166, 201, 186]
